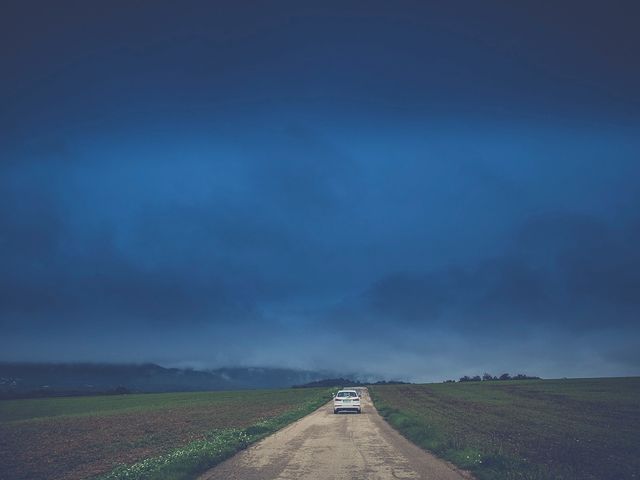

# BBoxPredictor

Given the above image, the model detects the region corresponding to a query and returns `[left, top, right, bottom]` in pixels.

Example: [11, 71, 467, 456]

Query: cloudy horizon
[2, 2, 639, 382]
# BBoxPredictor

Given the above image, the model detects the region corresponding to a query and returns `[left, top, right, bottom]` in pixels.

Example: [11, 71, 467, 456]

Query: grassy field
[0, 387, 333, 480]
[370, 377, 640, 480]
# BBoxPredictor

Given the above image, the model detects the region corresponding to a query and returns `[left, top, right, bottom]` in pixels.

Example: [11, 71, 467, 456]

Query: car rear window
[337, 391, 357, 397]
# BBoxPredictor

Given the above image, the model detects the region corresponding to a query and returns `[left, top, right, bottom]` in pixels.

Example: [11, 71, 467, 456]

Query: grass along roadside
[94, 390, 334, 480]
[369, 378, 640, 480]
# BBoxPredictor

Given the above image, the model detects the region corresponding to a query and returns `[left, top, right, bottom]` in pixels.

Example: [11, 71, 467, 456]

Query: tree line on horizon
[444, 373, 541, 383]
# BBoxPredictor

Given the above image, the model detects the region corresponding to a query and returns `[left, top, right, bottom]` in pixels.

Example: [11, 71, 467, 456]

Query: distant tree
[513, 374, 541, 380]
[443, 379, 456, 383]
[471, 375, 482, 382]
[459, 375, 472, 382]
[499, 373, 511, 380]
[482, 373, 495, 381]
[373, 380, 410, 385]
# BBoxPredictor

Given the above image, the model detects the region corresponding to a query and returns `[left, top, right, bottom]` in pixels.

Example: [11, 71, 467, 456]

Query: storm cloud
[1, 1, 639, 380]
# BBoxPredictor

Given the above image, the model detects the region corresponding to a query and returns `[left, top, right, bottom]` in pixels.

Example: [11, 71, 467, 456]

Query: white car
[333, 389, 361, 414]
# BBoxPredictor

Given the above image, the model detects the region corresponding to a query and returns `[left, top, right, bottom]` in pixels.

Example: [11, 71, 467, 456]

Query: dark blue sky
[2, 1, 639, 380]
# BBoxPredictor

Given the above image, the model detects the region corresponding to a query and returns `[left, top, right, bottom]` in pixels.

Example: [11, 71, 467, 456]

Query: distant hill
[0, 362, 328, 398]
[293, 378, 410, 388]
[293, 378, 361, 388]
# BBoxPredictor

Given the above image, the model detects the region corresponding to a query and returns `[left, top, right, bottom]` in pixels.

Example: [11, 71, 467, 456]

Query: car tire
[334, 409, 338, 414]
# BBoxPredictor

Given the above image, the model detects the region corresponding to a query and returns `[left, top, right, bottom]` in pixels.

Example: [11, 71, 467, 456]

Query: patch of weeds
[447, 447, 483, 469]
[98, 429, 249, 480]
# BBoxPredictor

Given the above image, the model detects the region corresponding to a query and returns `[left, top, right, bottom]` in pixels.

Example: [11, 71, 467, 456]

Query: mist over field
[2, 2, 639, 382]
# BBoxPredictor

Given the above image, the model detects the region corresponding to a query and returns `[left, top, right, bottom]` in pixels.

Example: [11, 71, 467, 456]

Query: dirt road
[198, 389, 472, 480]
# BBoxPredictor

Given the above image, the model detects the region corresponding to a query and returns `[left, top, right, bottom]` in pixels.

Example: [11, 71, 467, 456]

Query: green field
[0, 388, 333, 480]
[370, 377, 640, 480]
